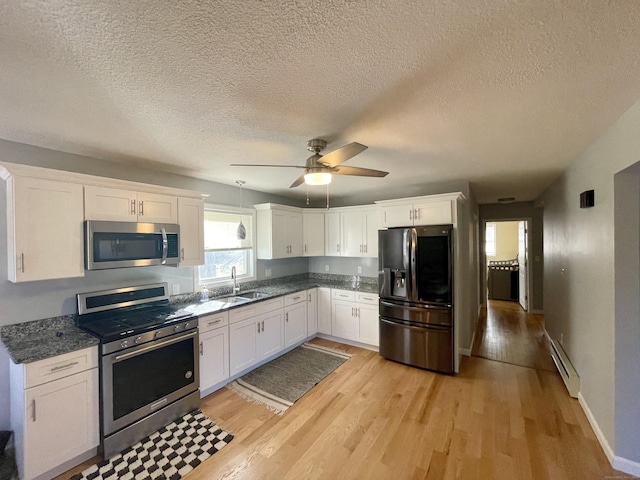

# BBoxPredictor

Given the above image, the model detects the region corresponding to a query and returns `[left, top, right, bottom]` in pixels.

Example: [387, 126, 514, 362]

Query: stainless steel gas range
[75, 283, 200, 459]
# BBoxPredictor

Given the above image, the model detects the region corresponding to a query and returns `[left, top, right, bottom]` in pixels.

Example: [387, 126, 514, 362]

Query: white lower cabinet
[228, 299, 285, 376]
[307, 288, 318, 336]
[199, 312, 229, 393]
[10, 347, 99, 480]
[317, 287, 332, 334]
[284, 292, 307, 348]
[331, 290, 379, 346]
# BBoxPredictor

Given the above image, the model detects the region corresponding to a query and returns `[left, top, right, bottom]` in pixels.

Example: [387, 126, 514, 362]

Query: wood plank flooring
[59, 336, 629, 480]
[472, 300, 556, 372]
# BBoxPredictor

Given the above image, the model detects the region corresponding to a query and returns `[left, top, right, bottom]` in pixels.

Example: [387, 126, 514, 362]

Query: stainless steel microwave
[85, 221, 180, 270]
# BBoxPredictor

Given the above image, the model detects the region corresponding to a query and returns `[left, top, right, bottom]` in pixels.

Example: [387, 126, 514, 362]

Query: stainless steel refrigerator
[378, 225, 454, 373]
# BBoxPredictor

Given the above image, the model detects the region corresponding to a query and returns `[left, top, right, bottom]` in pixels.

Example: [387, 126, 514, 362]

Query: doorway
[484, 219, 530, 311]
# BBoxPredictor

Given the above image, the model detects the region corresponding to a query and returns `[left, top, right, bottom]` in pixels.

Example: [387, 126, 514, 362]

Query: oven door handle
[161, 227, 168, 265]
[113, 330, 197, 361]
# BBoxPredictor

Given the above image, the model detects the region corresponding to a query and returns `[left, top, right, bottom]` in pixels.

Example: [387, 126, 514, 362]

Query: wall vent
[550, 339, 580, 398]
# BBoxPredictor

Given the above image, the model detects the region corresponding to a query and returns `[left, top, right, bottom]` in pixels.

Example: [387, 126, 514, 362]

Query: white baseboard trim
[577, 393, 615, 466]
[613, 456, 640, 476]
[459, 347, 472, 357]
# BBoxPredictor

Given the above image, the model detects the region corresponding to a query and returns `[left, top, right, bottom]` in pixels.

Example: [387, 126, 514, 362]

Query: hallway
[472, 300, 556, 372]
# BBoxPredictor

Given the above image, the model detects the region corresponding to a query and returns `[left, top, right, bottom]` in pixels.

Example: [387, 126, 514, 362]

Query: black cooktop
[77, 304, 194, 340]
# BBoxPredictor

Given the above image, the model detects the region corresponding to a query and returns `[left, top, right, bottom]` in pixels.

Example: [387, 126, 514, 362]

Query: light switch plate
[265, 268, 272, 277]
[325, 265, 330, 272]
[357, 266, 362, 274]
[172, 284, 180, 295]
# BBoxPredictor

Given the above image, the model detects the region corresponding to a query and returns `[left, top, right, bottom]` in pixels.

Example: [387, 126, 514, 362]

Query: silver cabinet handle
[139, 200, 144, 216]
[357, 308, 360, 318]
[338, 294, 349, 298]
[131, 199, 136, 215]
[199, 342, 203, 355]
[261, 320, 264, 332]
[293, 296, 301, 301]
[50, 361, 79, 372]
[286, 312, 289, 322]
[308, 294, 311, 302]
[351, 307, 355, 317]
[257, 322, 260, 333]
[364, 245, 367, 253]
[181, 248, 185, 261]
[409, 209, 413, 220]
[337, 244, 340, 253]
[207, 319, 222, 327]
[20, 253, 24, 273]
[32, 399, 36, 422]
[414, 208, 419, 220]
[304, 244, 307, 253]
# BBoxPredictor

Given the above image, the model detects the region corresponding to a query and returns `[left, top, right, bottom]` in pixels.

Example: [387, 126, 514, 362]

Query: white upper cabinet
[302, 210, 325, 256]
[255, 204, 303, 259]
[378, 194, 460, 228]
[177, 197, 204, 266]
[85, 186, 177, 223]
[324, 211, 341, 256]
[332, 207, 381, 258]
[6, 176, 84, 282]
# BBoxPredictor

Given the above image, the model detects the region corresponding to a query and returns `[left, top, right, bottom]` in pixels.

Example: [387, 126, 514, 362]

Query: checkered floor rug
[69, 410, 233, 480]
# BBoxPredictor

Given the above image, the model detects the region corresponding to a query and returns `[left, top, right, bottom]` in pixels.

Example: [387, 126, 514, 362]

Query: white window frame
[197, 203, 257, 289]
[485, 222, 496, 257]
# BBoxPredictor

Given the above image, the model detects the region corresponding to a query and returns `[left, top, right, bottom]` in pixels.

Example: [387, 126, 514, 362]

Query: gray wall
[540, 97, 640, 465]
[479, 202, 544, 312]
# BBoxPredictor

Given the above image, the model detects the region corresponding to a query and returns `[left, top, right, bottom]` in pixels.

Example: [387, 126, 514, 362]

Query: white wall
[541, 97, 640, 469]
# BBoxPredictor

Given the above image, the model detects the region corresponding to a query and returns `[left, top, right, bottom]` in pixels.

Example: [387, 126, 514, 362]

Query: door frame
[481, 217, 533, 312]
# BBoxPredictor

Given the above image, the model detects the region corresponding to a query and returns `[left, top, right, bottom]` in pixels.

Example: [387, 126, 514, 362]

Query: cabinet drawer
[333, 290, 355, 301]
[356, 292, 379, 305]
[24, 346, 98, 389]
[229, 297, 284, 324]
[255, 297, 284, 315]
[284, 291, 306, 306]
[199, 311, 229, 333]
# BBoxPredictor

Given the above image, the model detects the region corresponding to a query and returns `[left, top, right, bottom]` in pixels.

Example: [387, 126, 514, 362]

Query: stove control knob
[135, 336, 142, 344]
[120, 340, 128, 348]
[155, 331, 162, 339]
[185, 322, 190, 329]
[174, 325, 181, 332]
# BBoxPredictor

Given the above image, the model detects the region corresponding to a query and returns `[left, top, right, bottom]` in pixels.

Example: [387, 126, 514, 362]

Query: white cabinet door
[381, 203, 412, 228]
[84, 185, 137, 222]
[177, 197, 204, 266]
[303, 211, 325, 256]
[332, 300, 358, 340]
[324, 212, 341, 256]
[363, 209, 380, 257]
[199, 327, 229, 392]
[286, 211, 304, 257]
[307, 288, 318, 336]
[284, 301, 307, 348]
[357, 304, 379, 346]
[317, 287, 332, 334]
[229, 317, 260, 376]
[258, 310, 284, 360]
[271, 209, 288, 258]
[413, 200, 452, 226]
[84, 187, 177, 223]
[22, 368, 98, 480]
[341, 210, 364, 257]
[9, 177, 84, 282]
[137, 192, 178, 223]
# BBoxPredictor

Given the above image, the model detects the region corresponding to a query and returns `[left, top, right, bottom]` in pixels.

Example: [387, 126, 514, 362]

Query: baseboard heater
[550, 339, 580, 398]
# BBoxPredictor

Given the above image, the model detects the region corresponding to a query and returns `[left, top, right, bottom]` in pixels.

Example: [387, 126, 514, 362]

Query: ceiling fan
[230, 139, 389, 188]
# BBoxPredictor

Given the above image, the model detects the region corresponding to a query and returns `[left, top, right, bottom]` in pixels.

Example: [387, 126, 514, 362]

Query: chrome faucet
[231, 266, 240, 294]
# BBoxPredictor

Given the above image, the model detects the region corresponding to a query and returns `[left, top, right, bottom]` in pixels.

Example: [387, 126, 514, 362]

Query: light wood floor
[60, 336, 631, 480]
[472, 300, 556, 372]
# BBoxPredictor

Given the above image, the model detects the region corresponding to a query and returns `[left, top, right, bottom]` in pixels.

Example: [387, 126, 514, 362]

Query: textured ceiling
[1, 1, 640, 204]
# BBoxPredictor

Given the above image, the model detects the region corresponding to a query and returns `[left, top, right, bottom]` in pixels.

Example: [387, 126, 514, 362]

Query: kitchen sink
[237, 291, 270, 300]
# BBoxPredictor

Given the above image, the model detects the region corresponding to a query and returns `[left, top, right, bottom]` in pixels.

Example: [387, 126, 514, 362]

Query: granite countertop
[1, 315, 99, 365]
[1, 274, 379, 364]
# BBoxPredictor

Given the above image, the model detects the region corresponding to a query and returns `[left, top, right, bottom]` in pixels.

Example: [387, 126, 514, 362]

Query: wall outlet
[172, 284, 180, 295]
[265, 268, 272, 278]
[325, 265, 330, 272]
[357, 266, 362, 274]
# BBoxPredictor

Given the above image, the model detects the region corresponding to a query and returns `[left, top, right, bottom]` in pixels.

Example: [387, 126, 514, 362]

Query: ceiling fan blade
[333, 165, 389, 177]
[230, 163, 306, 168]
[289, 174, 306, 188]
[319, 142, 368, 167]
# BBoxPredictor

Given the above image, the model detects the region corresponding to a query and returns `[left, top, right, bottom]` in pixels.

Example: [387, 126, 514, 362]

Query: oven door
[101, 329, 199, 436]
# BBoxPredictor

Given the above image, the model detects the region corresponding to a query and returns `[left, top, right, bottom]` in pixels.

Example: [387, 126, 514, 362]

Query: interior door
[518, 221, 528, 311]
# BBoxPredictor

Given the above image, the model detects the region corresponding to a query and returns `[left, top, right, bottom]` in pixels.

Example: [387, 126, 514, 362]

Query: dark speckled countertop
[1, 273, 378, 364]
[1, 315, 99, 364]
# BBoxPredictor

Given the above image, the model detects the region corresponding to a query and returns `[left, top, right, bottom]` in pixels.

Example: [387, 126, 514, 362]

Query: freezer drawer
[379, 317, 453, 374]
[379, 300, 452, 326]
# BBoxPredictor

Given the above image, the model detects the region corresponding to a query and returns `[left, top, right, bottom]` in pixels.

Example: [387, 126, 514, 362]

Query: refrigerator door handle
[380, 317, 451, 332]
[409, 227, 417, 302]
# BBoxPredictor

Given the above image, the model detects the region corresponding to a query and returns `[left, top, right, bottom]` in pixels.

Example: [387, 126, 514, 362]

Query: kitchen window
[198, 206, 255, 286]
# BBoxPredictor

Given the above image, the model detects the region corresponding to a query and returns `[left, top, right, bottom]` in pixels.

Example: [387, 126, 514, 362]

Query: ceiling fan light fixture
[304, 171, 332, 186]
